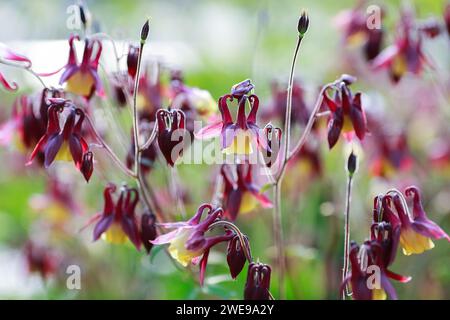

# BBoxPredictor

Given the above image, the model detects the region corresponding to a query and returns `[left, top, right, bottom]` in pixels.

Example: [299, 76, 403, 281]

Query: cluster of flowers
[343, 186, 450, 300]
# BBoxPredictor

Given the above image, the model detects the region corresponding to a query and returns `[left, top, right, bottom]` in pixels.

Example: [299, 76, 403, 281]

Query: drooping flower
[27, 99, 90, 173]
[323, 79, 366, 149]
[342, 241, 398, 300]
[262, 123, 281, 168]
[195, 85, 269, 156]
[392, 187, 450, 255]
[140, 211, 157, 254]
[92, 184, 142, 250]
[372, 10, 429, 83]
[42, 35, 103, 99]
[221, 164, 272, 221]
[80, 151, 94, 182]
[127, 44, 139, 79]
[244, 262, 272, 300]
[156, 109, 186, 166]
[334, 2, 384, 61]
[151, 204, 234, 285]
[227, 234, 250, 279]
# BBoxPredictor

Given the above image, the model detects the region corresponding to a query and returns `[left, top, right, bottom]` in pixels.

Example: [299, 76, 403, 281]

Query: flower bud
[81, 151, 94, 182]
[141, 19, 150, 43]
[244, 262, 272, 300]
[297, 10, 309, 36]
[262, 124, 282, 167]
[227, 235, 250, 279]
[127, 45, 139, 79]
[157, 109, 186, 166]
[231, 79, 254, 99]
[347, 151, 357, 176]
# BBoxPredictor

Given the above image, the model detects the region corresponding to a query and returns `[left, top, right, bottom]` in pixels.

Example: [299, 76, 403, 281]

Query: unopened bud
[81, 151, 94, 182]
[347, 151, 357, 176]
[298, 10, 309, 36]
[141, 19, 150, 43]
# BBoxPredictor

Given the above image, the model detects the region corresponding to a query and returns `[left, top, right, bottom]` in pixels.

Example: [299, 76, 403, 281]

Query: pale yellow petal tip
[372, 288, 387, 300]
[400, 228, 435, 255]
[66, 71, 95, 97]
[222, 132, 254, 155]
[102, 224, 128, 245]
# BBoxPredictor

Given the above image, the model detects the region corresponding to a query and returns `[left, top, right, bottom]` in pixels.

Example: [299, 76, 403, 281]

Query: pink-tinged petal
[349, 93, 366, 140]
[43, 134, 63, 168]
[89, 69, 105, 98]
[37, 65, 66, 77]
[0, 72, 18, 92]
[78, 212, 102, 233]
[0, 121, 17, 145]
[323, 91, 338, 112]
[247, 184, 273, 208]
[248, 124, 269, 152]
[0, 44, 32, 67]
[385, 269, 412, 283]
[371, 45, 399, 70]
[151, 229, 183, 245]
[156, 221, 191, 229]
[199, 250, 210, 286]
[194, 121, 223, 140]
[93, 215, 114, 241]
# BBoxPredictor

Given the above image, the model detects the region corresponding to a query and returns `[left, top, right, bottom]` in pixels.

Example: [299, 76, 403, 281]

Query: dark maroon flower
[221, 164, 272, 221]
[141, 211, 157, 254]
[157, 109, 186, 166]
[323, 81, 366, 149]
[196, 91, 269, 156]
[92, 184, 142, 250]
[27, 100, 90, 172]
[244, 262, 272, 300]
[419, 18, 442, 38]
[127, 44, 140, 79]
[372, 11, 429, 83]
[80, 151, 94, 182]
[24, 241, 58, 279]
[151, 204, 233, 285]
[227, 234, 250, 279]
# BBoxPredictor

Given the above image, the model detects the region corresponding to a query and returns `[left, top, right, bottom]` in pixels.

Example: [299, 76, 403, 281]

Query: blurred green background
[0, 0, 449, 299]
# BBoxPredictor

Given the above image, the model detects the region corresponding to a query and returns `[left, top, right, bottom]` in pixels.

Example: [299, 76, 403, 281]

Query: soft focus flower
[127, 44, 139, 79]
[195, 82, 269, 155]
[27, 99, 91, 174]
[42, 35, 103, 99]
[244, 262, 272, 300]
[0, 43, 32, 91]
[372, 11, 429, 83]
[221, 164, 272, 221]
[262, 123, 281, 168]
[392, 187, 450, 255]
[323, 80, 366, 149]
[151, 204, 233, 284]
[126, 121, 158, 173]
[157, 109, 186, 166]
[334, 2, 384, 61]
[24, 241, 58, 279]
[92, 184, 141, 250]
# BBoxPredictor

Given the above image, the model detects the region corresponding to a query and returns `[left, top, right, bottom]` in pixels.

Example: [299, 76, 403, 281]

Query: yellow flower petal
[222, 130, 253, 155]
[66, 71, 95, 97]
[400, 227, 435, 255]
[102, 223, 128, 245]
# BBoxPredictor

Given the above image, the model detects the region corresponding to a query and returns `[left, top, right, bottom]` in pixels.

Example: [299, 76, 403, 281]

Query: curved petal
[0, 72, 18, 92]
[93, 214, 114, 241]
[43, 134, 63, 168]
[194, 121, 223, 140]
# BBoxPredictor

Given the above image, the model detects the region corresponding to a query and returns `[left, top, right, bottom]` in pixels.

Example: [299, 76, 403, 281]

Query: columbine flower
[323, 79, 366, 149]
[372, 10, 429, 83]
[157, 109, 186, 166]
[334, 2, 384, 61]
[92, 184, 141, 250]
[244, 262, 272, 300]
[262, 124, 281, 168]
[0, 43, 32, 91]
[221, 164, 272, 221]
[43, 35, 103, 99]
[195, 85, 269, 156]
[392, 187, 450, 255]
[342, 241, 397, 300]
[27, 99, 90, 174]
[151, 204, 233, 284]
